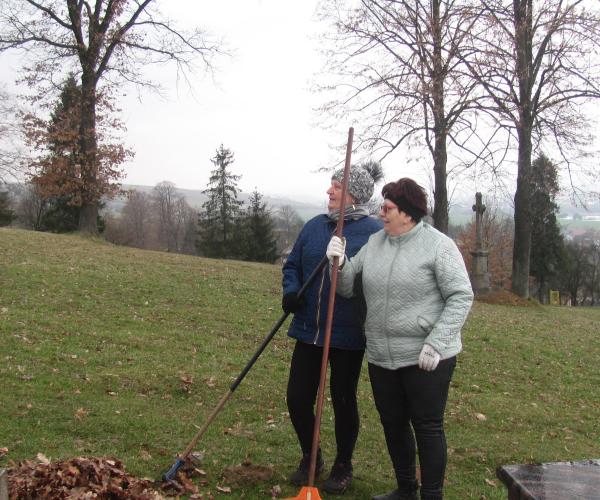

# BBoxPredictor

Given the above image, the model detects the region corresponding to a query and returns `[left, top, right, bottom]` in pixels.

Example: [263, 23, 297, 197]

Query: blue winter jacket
[282, 214, 382, 349]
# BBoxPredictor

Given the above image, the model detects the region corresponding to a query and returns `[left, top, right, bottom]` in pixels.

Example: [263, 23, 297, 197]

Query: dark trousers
[286, 340, 365, 464]
[368, 358, 456, 500]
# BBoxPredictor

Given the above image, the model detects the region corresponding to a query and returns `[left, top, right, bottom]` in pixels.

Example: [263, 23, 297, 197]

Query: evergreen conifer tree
[240, 190, 278, 263]
[529, 153, 566, 302]
[197, 145, 243, 258]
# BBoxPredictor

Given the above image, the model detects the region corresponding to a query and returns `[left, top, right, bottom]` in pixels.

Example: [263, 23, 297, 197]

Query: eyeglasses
[379, 203, 398, 215]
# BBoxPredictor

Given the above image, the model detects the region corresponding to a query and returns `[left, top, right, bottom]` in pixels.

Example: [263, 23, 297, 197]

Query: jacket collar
[387, 220, 424, 244]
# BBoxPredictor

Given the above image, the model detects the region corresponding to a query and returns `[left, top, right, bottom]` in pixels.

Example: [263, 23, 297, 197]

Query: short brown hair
[381, 178, 428, 223]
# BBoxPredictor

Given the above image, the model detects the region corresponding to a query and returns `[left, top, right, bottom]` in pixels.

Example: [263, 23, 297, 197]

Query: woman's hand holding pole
[326, 236, 346, 267]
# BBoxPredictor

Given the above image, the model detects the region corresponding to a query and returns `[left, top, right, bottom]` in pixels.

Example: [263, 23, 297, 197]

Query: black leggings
[286, 341, 365, 463]
[368, 358, 456, 500]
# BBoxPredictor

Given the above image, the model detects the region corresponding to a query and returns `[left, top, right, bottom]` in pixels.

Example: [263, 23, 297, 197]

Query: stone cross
[472, 192, 486, 250]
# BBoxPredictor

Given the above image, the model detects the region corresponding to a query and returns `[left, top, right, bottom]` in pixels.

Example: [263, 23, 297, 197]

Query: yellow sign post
[549, 290, 560, 305]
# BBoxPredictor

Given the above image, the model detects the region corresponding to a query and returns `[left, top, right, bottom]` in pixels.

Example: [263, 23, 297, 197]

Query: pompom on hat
[331, 160, 384, 204]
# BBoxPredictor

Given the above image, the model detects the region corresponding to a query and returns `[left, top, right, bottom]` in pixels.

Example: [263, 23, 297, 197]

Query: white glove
[326, 236, 346, 267]
[418, 344, 441, 371]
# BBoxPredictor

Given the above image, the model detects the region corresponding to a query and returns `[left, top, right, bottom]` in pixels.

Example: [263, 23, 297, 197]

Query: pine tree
[197, 145, 243, 258]
[240, 190, 278, 263]
[529, 153, 566, 302]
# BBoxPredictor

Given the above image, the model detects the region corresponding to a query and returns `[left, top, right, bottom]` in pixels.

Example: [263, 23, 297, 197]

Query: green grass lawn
[1, 227, 599, 499]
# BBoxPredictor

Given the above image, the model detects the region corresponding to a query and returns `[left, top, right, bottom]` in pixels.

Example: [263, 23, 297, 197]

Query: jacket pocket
[417, 316, 434, 335]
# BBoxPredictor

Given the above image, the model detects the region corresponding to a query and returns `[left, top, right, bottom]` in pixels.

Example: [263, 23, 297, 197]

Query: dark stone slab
[497, 459, 600, 499]
[0, 468, 7, 500]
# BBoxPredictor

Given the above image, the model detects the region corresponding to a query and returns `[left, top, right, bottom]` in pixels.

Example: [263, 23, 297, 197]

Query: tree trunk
[430, 0, 449, 234]
[511, 128, 533, 298]
[510, 0, 533, 298]
[432, 133, 448, 234]
[78, 70, 99, 234]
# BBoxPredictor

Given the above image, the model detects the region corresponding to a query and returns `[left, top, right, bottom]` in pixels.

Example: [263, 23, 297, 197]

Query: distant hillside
[447, 191, 600, 229]
[108, 184, 324, 222]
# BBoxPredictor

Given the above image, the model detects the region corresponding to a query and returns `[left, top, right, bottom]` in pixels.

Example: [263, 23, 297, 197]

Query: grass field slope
[1, 227, 599, 499]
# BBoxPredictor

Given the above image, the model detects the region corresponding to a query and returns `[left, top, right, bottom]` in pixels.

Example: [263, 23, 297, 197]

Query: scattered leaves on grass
[180, 374, 193, 393]
[9, 456, 163, 499]
[74, 407, 89, 420]
[271, 484, 282, 498]
[0, 447, 8, 457]
[476, 290, 538, 307]
[223, 421, 253, 437]
[475, 413, 487, 421]
[484, 478, 497, 487]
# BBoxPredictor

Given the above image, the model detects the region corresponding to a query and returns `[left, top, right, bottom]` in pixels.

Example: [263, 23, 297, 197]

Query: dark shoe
[372, 486, 418, 500]
[289, 453, 324, 486]
[321, 461, 353, 494]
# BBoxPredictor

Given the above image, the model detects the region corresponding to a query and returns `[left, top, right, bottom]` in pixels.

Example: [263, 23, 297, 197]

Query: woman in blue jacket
[282, 164, 382, 494]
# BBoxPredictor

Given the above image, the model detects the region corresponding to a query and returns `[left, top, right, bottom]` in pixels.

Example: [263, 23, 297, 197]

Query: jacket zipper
[383, 240, 401, 362]
[312, 266, 327, 344]
[313, 224, 339, 345]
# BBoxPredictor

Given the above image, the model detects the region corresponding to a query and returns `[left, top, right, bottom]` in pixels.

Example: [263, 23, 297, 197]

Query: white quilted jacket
[336, 222, 474, 369]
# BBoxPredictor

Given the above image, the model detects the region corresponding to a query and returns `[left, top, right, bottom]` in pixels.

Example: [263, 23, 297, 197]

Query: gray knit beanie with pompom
[331, 160, 384, 204]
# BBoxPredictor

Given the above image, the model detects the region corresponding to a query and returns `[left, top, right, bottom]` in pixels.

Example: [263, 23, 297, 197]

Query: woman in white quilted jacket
[326, 178, 474, 500]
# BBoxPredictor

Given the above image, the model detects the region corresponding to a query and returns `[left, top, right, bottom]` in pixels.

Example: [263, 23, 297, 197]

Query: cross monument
[470, 192, 491, 294]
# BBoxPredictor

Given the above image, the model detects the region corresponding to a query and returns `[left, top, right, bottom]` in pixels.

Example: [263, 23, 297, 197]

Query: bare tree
[15, 182, 47, 230]
[121, 189, 151, 248]
[153, 181, 179, 252]
[151, 181, 194, 253]
[0, 0, 221, 234]
[172, 195, 196, 254]
[463, 0, 600, 297]
[0, 87, 26, 184]
[275, 204, 304, 251]
[318, 0, 488, 233]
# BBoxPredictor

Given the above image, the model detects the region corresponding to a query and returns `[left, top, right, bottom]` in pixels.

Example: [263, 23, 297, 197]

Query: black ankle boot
[372, 480, 419, 500]
[289, 451, 324, 486]
[322, 461, 353, 494]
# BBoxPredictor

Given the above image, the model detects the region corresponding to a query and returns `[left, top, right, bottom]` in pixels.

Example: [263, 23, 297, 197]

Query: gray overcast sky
[1, 1, 598, 209]
[120, 0, 338, 205]
[0, 0, 355, 206]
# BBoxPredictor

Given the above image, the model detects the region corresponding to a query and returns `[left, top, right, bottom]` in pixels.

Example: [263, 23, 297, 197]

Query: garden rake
[162, 254, 328, 481]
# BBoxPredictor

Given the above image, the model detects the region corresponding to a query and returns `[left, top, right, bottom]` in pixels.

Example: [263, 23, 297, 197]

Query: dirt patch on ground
[475, 289, 539, 307]
[221, 460, 274, 486]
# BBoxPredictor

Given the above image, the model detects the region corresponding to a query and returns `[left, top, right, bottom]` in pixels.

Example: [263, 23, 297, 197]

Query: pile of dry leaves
[8, 455, 162, 499]
[6, 453, 276, 499]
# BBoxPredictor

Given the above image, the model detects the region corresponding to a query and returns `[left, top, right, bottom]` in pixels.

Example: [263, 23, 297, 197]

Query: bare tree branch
[0, 0, 224, 233]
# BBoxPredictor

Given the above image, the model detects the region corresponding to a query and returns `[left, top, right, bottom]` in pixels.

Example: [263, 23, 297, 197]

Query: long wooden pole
[307, 127, 354, 487]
